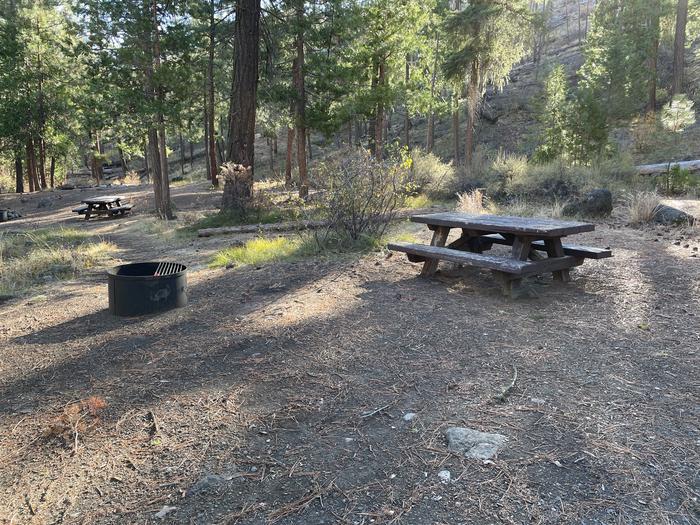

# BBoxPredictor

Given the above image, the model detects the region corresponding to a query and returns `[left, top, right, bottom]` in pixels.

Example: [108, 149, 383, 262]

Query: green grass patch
[403, 194, 435, 209]
[0, 228, 115, 295]
[211, 236, 318, 268]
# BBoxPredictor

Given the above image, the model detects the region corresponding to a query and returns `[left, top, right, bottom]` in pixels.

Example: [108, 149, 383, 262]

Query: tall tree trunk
[285, 124, 295, 188]
[143, 142, 150, 182]
[293, 4, 308, 198]
[207, 0, 218, 186]
[49, 156, 55, 188]
[426, 32, 439, 153]
[374, 59, 386, 159]
[151, 0, 173, 219]
[307, 130, 312, 161]
[15, 154, 23, 194]
[92, 131, 103, 185]
[647, 7, 660, 112]
[404, 56, 411, 149]
[672, 0, 688, 95]
[38, 139, 47, 189]
[26, 137, 37, 192]
[203, 95, 211, 181]
[179, 132, 186, 176]
[118, 147, 129, 172]
[465, 61, 479, 167]
[223, 0, 261, 211]
[189, 141, 194, 169]
[452, 91, 460, 165]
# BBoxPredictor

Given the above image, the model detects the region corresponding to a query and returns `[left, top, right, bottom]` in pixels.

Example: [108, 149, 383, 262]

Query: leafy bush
[408, 149, 457, 198]
[314, 148, 407, 247]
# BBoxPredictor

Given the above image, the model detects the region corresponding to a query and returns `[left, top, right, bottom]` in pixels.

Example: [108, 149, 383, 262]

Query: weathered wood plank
[410, 213, 594, 237]
[544, 238, 571, 282]
[389, 242, 584, 276]
[636, 159, 700, 175]
[420, 226, 450, 277]
[481, 234, 612, 259]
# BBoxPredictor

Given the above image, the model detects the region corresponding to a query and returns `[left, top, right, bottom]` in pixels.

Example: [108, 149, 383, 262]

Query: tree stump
[220, 162, 253, 212]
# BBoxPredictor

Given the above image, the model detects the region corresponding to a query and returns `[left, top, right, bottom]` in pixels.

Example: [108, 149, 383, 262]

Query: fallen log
[636, 159, 700, 175]
[197, 207, 447, 238]
[198, 219, 327, 237]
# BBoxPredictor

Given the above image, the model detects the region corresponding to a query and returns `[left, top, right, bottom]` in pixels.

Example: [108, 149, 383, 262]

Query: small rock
[402, 412, 417, 422]
[684, 244, 690, 249]
[155, 506, 177, 519]
[437, 470, 451, 483]
[654, 205, 695, 226]
[673, 241, 681, 245]
[186, 474, 235, 497]
[445, 427, 507, 460]
[530, 397, 546, 405]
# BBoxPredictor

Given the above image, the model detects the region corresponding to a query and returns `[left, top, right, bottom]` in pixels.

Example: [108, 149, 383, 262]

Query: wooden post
[544, 238, 570, 282]
[420, 226, 450, 277]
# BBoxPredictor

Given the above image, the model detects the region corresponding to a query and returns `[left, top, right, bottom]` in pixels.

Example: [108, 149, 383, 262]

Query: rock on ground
[654, 205, 695, 226]
[445, 427, 507, 460]
[563, 189, 613, 217]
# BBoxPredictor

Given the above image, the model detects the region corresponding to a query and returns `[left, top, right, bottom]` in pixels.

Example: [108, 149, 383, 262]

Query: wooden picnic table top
[81, 195, 126, 205]
[410, 212, 595, 237]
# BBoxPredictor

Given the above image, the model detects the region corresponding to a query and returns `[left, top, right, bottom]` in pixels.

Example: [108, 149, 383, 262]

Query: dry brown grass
[626, 191, 661, 224]
[456, 189, 486, 214]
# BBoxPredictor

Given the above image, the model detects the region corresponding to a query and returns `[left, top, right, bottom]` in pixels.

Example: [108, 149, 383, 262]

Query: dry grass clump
[0, 228, 115, 295]
[456, 189, 486, 214]
[625, 191, 661, 224]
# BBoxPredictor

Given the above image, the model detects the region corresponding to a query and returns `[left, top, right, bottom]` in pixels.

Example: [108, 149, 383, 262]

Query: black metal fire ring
[108, 262, 188, 317]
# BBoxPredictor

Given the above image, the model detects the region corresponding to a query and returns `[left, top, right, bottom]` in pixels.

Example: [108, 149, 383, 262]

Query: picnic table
[388, 212, 611, 297]
[72, 195, 133, 220]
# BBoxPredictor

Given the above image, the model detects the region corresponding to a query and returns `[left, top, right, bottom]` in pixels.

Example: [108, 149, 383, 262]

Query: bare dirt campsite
[2, 0, 700, 523]
[0, 184, 699, 525]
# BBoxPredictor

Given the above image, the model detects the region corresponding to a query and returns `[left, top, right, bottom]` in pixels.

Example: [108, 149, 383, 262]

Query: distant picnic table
[389, 212, 612, 297]
[73, 195, 133, 220]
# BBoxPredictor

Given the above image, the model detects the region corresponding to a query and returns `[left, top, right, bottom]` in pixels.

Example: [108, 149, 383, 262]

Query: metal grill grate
[153, 262, 185, 277]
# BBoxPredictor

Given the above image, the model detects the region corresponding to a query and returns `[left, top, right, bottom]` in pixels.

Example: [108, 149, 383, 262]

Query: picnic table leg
[420, 226, 450, 277]
[544, 238, 571, 282]
[498, 236, 533, 297]
[84, 204, 93, 220]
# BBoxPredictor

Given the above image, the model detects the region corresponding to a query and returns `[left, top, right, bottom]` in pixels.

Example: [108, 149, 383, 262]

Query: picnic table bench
[73, 195, 133, 220]
[388, 212, 611, 297]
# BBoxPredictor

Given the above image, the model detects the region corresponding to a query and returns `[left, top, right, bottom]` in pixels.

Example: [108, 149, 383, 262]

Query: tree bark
[293, 6, 308, 198]
[426, 32, 439, 153]
[151, 0, 173, 219]
[285, 125, 295, 188]
[15, 154, 23, 194]
[452, 91, 460, 165]
[374, 59, 386, 159]
[465, 60, 479, 166]
[223, 0, 261, 211]
[207, 0, 218, 186]
[404, 56, 411, 149]
[49, 156, 55, 188]
[672, 0, 688, 95]
[647, 7, 660, 112]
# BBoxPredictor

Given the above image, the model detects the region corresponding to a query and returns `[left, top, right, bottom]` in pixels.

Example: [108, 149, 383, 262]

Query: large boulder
[653, 205, 695, 226]
[563, 189, 613, 217]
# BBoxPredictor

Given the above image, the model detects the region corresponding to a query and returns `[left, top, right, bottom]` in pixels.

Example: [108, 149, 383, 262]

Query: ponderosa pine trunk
[15, 155, 23, 193]
[426, 32, 439, 153]
[452, 92, 460, 165]
[207, 0, 218, 186]
[179, 132, 186, 176]
[672, 0, 688, 95]
[374, 59, 386, 159]
[404, 56, 411, 149]
[223, 0, 261, 212]
[293, 1, 308, 199]
[465, 61, 479, 167]
[49, 156, 55, 188]
[647, 7, 660, 112]
[285, 125, 295, 188]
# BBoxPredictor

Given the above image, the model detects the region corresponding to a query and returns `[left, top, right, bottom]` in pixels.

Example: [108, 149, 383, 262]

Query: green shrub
[409, 149, 457, 198]
[314, 148, 407, 248]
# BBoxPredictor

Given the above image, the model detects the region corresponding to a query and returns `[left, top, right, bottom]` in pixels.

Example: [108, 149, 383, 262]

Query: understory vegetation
[0, 229, 115, 296]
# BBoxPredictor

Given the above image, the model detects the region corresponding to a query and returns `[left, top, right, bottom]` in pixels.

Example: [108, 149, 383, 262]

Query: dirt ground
[0, 184, 699, 525]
